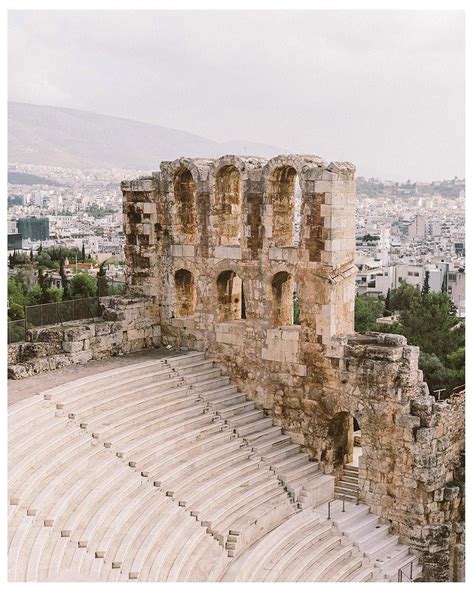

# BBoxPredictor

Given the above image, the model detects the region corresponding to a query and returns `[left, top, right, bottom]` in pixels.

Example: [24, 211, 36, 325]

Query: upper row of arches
[162, 154, 345, 250]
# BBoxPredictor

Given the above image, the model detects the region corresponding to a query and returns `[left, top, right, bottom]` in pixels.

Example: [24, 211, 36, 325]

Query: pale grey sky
[8, 10, 464, 180]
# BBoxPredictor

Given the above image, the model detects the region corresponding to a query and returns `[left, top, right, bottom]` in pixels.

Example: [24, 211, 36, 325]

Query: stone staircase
[334, 464, 359, 503]
[8, 351, 421, 582]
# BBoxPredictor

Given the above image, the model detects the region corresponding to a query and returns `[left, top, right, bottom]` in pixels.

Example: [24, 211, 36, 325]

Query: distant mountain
[8, 171, 60, 186]
[8, 102, 286, 170]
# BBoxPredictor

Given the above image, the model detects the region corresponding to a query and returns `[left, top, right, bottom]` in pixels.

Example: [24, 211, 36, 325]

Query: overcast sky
[8, 10, 464, 180]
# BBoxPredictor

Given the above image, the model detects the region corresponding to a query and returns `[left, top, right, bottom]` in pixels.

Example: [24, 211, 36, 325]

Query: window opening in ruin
[174, 269, 196, 318]
[217, 270, 245, 322]
[270, 166, 300, 247]
[174, 168, 196, 242]
[215, 165, 241, 245]
[271, 271, 295, 327]
[292, 290, 301, 325]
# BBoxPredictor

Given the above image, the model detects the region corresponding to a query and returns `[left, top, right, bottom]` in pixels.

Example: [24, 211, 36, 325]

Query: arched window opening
[292, 289, 301, 325]
[174, 269, 196, 318]
[270, 166, 298, 247]
[215, 165, 241, 245]
[217, 270, 245, 322]
[272, 271, 295, 327]
[174, 168, 196, 241]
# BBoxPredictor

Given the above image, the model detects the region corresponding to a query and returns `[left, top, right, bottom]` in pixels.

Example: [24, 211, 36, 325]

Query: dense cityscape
[7, 163, 466, 316]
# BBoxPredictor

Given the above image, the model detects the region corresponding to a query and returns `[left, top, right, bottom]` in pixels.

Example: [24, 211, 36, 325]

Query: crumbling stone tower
[122, 154, 464, 582]
[122, 154, 356, 346]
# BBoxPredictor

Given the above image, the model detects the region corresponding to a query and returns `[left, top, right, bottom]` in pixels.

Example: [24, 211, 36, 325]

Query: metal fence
[8, 297, 101, 344]
[8, 319, 27, 344]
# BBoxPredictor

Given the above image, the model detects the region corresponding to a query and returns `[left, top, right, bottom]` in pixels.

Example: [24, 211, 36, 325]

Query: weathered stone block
[62, 340, 85, 354]
[63, 325, 95, 342]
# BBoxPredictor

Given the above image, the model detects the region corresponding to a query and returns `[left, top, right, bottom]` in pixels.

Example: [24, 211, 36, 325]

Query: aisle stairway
[8, 351, 421, 582]
[334, 464, 360, 503]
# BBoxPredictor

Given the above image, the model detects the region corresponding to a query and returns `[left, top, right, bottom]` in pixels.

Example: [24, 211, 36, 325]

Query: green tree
[69, 272, 97, 299]
[389, 280, 422, 312]
[354, 296, 385, 332]
[421, 271, 430, 297]
[8, 277, 27, 309]
[418, 352, 450, 394]
[399, 292, 463, 361]
[384, 288, 392, 315]
[59, 258, 71, 301]
[81, 243, 86, 261]
[36, 252, 53, 269]
[8, 302, 25, 321]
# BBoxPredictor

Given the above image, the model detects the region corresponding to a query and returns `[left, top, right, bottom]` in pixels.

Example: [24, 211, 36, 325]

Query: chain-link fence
[8, 297, 101, 344]
[8, 319, 27, 344]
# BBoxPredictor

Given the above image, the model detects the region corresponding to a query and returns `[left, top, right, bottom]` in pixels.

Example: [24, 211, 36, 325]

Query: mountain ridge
[8, 102, 287, 170]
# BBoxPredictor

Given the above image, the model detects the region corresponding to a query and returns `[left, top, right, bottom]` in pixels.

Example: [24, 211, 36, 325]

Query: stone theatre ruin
[7, 153, 464, 582]
[122, 154, 464, 581]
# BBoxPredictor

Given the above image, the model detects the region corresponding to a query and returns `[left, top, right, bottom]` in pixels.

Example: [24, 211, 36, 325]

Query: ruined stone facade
[121, 153, 465, 581]
[8, 297, 161, 379]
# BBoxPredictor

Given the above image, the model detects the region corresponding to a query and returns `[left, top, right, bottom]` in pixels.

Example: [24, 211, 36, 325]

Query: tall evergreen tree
[81, 243, 86, 261]
[441, 272, 447, 293]
[384, 288, 392, 314]
[422, 271, 430, 297]
[59, 257, 70, 301]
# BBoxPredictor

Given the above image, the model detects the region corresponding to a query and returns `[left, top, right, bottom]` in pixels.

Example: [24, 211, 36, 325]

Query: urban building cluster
[7, 165, 465, 316]
[355, 178, 465, 316]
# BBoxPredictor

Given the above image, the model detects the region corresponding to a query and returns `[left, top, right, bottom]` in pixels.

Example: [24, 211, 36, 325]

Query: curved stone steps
[9, 351, 418, 582]
[10, 429, 92, 507]
[136, 431, 237, 481]
[221, 507, 320, 581]
[262, 522, 335, 581]
[42, 358, 172, 402]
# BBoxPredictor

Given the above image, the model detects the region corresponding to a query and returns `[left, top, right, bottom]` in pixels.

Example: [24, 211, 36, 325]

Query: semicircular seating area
[8, 351, 421, 582]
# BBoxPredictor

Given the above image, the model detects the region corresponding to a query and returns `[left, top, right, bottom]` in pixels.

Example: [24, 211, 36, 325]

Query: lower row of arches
[172, 269, 300, 326]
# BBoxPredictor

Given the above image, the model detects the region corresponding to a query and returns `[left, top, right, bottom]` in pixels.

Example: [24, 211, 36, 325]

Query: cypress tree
[59, 257, 70, 301]
[422, 271, 430, 297]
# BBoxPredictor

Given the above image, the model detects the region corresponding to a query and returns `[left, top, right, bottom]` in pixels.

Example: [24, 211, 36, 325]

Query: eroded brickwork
[121, 153, 462, 581]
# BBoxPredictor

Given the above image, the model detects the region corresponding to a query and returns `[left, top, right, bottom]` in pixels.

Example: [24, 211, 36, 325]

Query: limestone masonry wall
[8, 297, 161, 379]
[119, 153, 464, 581]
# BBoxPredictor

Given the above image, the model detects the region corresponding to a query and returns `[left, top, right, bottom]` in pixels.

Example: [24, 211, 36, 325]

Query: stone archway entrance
[325, 410, 364, 502]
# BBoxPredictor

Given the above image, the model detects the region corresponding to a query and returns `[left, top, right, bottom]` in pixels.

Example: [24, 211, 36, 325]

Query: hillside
[8, 102, 285, 169]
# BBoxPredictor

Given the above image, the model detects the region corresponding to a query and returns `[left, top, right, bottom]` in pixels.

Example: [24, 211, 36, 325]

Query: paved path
[8, 347, 180, 406]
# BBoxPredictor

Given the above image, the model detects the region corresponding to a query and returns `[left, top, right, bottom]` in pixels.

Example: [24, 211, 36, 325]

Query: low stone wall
[8, 296, 161, 379]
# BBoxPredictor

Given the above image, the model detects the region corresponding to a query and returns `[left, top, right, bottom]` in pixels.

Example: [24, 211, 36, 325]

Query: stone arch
[271, 271, 295, 327]
[322, 405, 366, 475]
[174, 268, 196, 318]
[214, 164, 242, 245]
[269, 165, 298, 247]
[173, 167, 196, 242]
[216, 270, 246, 322]
[327, 411, 354, 467]
[264, 154, 328, 252]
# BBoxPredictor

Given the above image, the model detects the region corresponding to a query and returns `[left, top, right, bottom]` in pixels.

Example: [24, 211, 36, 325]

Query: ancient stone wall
[8, 297, 161, 379]
[122, 153, 465, 581]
